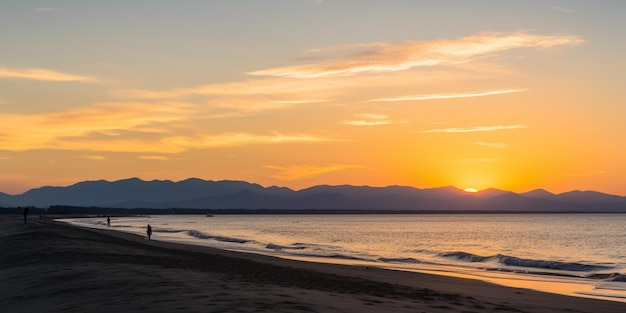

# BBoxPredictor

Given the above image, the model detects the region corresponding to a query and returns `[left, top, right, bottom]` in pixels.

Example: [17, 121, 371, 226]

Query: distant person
[107, 216, 111, 227]
[147, 224, 152, 240]
[23, 207, 29, 224]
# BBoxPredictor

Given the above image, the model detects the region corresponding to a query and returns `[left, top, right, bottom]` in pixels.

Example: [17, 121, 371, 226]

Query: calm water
[62, 214, 626, 302]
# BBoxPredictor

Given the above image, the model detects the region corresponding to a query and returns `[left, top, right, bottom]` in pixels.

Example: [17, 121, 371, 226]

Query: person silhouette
[107, 216, 111, 227]
[147, 224, 152, 240]
[23, 207, 29, 224]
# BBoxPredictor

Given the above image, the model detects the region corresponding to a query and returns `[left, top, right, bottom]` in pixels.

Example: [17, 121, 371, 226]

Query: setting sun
[464, 188, 478, 193]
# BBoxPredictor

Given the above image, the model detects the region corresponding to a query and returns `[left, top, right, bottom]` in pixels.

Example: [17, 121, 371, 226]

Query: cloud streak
[370, 88, 526, 102]
[0, 67, 96, 82]
[80, 155, 107, 160]
[164, 133, 334, 150]
[423, 124, 527, 133]
[344, 120, 391, 126]
[474, 141, 511, 148]
[110, 31, 582, 125]
[0, 100, 335, 153]
[248, 32, 583, 78]
[139, 155, 169, 161]
[344, 113, 393, 126]
[111, 77, 344, 103]
[265, 164, 361, 181]
[0, 102, 192, 152]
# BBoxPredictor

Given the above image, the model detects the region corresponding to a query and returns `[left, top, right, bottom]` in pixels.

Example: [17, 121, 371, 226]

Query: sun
[464, 188, 478, 193]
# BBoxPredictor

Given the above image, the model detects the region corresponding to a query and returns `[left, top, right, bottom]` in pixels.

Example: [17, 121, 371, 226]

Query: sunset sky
[1, 1, 625, 196]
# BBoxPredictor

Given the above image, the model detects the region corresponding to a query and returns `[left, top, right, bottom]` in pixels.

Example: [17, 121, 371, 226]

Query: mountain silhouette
[1, 178, 625, 212]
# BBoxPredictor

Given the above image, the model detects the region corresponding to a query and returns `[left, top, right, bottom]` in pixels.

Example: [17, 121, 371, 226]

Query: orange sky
[1, 1, 625, 196]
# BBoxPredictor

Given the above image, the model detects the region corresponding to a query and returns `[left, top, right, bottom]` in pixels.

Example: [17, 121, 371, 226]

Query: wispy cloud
[111, 77, 345, 120]
[424, 124, 527, 133]
[139, 155, 169, 161]
[248, 32, 583, 78]
[0, 67, 95, 82]
[473, 141, 511, 148]
[111, 75, 338, 98]
[109, 31, 582, 123]
[164, 133, 335, 150]
[370, 88, 526, 102]
[0, 99, 335, 153]
[208, 97, 332, 116]
[265, 164, 362, 181]
[271, 99, 329, 104]
[80, 155, 107, 160]
[109, 30, 584, 131]
[344, 113, 393, 126]
[344, 120, 392, 126]
[0, 102, 193, 152]
[440, 158, 501, 164]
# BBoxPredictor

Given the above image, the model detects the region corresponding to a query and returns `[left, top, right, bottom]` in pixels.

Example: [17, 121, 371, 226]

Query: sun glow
[464, 188, 478, 193]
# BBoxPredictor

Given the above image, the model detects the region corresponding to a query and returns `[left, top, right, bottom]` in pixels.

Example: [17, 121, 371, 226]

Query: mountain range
[1, 178, 625, 212]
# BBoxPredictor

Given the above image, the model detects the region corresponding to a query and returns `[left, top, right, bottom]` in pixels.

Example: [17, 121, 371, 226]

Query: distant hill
[520, 189, 557, 200]
[1, 178, 625, 212]
[472, 188, 514, 200]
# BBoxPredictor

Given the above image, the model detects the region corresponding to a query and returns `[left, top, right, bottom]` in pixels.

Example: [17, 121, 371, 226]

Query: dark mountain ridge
[1, 178, 625, 212]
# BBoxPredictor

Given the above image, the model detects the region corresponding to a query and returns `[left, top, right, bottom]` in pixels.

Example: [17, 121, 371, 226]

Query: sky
[1, 1, 625, 196]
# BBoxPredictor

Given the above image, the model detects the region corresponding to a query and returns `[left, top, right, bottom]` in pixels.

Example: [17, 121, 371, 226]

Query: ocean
[61, 213, 626, 302]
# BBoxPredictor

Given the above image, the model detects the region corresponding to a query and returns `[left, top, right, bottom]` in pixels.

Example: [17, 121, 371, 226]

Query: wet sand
[1, 215, 625, 312]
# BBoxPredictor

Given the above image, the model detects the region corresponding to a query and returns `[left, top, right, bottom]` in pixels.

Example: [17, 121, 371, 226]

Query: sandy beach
[1, 215, 625, 313]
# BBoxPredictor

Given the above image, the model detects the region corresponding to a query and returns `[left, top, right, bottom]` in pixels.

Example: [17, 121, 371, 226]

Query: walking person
[147, 224, 152, 240]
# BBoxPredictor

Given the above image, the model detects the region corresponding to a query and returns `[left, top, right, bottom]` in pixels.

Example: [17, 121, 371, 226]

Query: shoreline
[280, 255, 626, 302]
[2, 215, 625, 312]
[62, 214, 626, 303]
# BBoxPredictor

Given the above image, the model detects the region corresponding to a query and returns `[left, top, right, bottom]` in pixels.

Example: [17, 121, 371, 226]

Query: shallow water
[62, 214, 626, 302]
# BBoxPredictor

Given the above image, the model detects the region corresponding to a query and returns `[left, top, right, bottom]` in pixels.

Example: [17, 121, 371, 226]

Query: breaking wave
[154, 229, 185, 233]
[187, 230, 250, 243]
[379, 257, 422, 264]
[266, 243, 307, 251]
[440, 251, 613, 272]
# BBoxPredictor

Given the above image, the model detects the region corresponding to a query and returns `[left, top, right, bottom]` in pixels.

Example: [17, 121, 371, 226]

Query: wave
[499, 255, 612, 272]
[266, 243, 307, 251]
[154, 229, 185, 233]
[268, 250, 371, 262]
[311, 253, 370, 261]
[260, 241, 373, 262]
[592, 273, 626, 282]
[440, 251, 613, 272]
[379, 257, 422, 264]
[187, 230, 250, 243]
[609, 274, 626, 282]
[440, 252, 490, 262]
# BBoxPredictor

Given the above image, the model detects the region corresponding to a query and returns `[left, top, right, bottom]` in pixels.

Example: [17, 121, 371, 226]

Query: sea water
[61, 214, 626, 302]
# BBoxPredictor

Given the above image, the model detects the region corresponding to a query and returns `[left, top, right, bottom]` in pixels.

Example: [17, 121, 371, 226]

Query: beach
[1, 215, 625, 313]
